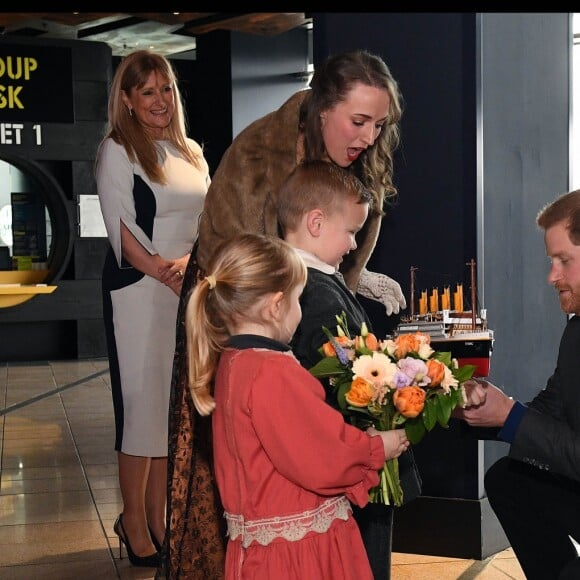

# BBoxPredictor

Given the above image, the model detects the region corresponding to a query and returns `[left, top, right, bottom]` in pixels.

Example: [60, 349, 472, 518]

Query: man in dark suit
[457, 189, 580, 580]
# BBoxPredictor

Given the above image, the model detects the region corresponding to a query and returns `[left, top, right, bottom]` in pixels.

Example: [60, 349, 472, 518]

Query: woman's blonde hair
[98, 49, 201, 183]
[185, 233, 307, 415]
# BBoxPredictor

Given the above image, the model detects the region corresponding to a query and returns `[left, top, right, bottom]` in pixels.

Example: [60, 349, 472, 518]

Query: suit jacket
[509, 314, 580, 482]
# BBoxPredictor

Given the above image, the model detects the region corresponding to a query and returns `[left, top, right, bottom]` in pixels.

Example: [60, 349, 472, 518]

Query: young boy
[277, 160, 373, 374]
[276, 159, 421, 580]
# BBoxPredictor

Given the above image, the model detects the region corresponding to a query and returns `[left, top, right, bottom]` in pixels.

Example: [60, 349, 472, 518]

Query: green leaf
[422, 398, 438, 431]
[405, 418, 427, 445]
[450, 388, 464, 408]
[356, 345, 374, 356]
[393, 414, 407, 428]
[433, 351, 452, 366]
[436, 394, 454, 426]
[321, 325, 338, 342]
[453, 364, 477, 382]
[345, 405, 374, 420]
[336, 381, 352, 411]
[309, 357, 345, 377]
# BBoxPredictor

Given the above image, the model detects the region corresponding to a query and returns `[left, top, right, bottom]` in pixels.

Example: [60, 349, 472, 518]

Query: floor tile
[0, 490, 98, 525]
[0, 520, 110, 565]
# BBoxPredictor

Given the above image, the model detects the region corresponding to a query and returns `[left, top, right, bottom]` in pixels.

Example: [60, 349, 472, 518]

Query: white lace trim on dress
[225, 495, 352, 548]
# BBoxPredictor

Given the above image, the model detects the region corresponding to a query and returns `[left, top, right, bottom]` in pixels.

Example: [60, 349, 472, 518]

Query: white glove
[357, 268, 407, 316]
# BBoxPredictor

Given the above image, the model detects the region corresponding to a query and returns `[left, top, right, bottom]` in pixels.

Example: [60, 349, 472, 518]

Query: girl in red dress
[184, 233, 409, 579]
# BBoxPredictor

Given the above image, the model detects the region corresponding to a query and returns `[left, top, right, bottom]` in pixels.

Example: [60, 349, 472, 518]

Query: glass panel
[0, 159, 52, 274]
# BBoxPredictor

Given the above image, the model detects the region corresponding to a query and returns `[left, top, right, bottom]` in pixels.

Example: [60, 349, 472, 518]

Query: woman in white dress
[96, 49, 209, 567]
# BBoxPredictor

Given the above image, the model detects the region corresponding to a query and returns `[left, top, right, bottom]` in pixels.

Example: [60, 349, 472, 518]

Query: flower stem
[369, 457, 403, 507]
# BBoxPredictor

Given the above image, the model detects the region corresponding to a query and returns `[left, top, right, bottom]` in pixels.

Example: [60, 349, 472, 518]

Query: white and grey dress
[97, 137, 208, 457]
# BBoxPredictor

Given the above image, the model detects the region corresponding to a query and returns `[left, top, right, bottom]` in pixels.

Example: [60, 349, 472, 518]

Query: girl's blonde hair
[185, 233, 307, 415]
[98, 49, 201, 183]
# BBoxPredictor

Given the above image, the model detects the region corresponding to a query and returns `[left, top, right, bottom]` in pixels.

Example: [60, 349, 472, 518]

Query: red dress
[212, 336, 386, 579]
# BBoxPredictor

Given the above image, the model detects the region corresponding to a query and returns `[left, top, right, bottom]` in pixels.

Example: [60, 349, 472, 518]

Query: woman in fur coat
[161, 49, 407, 579]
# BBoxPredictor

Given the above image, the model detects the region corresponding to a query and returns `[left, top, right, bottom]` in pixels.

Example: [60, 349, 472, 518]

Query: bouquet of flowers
[309, 312, 476, 506]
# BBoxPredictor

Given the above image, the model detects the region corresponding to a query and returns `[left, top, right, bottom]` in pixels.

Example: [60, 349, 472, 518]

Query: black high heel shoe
[113, 514, 160, 568]
[148, 525, 164, 553]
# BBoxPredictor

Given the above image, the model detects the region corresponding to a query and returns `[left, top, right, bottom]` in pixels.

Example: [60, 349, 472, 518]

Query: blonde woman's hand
[158, 254, 190, 294]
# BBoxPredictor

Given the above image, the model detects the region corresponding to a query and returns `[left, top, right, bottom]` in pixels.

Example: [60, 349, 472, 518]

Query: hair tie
[205, 275, 216, 289]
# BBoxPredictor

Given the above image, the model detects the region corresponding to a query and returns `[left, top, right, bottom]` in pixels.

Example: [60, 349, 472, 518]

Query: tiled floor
[0, 359, 526, 579]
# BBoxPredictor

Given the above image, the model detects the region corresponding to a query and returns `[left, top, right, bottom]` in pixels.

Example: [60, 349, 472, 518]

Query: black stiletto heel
[148, 525, 164, 553]
[113, 513, 160, 567]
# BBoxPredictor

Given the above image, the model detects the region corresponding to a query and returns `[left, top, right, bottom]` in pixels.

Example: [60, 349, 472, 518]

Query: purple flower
[397, 357, 430, 386]
[332, 339, 351, 366]
[392, 370, 413, 389]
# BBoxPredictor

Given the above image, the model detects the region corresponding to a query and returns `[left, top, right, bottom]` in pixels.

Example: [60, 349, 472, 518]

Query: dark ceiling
[0, 12, 311, 58]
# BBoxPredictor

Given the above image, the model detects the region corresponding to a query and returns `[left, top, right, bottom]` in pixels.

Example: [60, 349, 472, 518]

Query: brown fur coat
[197, 89, 384, 291]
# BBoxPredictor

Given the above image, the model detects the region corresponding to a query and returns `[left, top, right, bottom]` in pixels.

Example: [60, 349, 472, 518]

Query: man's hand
[462, 378, 488, 407]
[454, 380, 516, 428]
[357, 268, 407, 316]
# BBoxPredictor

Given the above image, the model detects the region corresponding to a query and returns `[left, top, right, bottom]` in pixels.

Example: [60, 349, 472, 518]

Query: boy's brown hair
[277, 160, 372, 237]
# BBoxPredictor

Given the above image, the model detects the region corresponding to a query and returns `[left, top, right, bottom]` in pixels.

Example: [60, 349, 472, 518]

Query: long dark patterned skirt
[158, 244, 226, 579]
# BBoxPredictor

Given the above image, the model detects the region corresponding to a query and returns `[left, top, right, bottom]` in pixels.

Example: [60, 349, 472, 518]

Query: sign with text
[0, 45, 74, 123]
[11, 191, 47, 261]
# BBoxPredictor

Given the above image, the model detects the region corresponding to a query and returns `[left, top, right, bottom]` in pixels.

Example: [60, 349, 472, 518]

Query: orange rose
[425, 359, 446, 387]
[394, 334, 418, 358]
[393, 386, 426, 418]
[394, 332, 431, 358]
[345, 377, 374, 407]
[355, 332, 379, 351]
[322, 335, 350, 357]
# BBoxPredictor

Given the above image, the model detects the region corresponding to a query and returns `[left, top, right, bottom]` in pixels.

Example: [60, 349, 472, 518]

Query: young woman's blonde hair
[98, 49, 201, 183]
[185, 233, 307, 415]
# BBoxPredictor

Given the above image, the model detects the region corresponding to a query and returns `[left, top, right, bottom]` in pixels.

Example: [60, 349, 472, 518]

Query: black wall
[182, 31, 234, 174]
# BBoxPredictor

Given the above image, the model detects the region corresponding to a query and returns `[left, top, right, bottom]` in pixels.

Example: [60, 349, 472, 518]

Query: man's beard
[556, 285, 580, 315]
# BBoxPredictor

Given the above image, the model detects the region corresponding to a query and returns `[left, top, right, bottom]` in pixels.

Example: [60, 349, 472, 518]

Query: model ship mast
[468, 258, 476, 331]
[409, 266, 418, 319]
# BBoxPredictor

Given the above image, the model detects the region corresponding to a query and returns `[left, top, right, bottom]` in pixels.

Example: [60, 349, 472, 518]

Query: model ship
[396, 259, 494, 377]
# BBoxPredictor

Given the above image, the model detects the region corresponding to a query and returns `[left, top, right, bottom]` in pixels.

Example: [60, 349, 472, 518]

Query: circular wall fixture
[0, 154, 73, 307]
